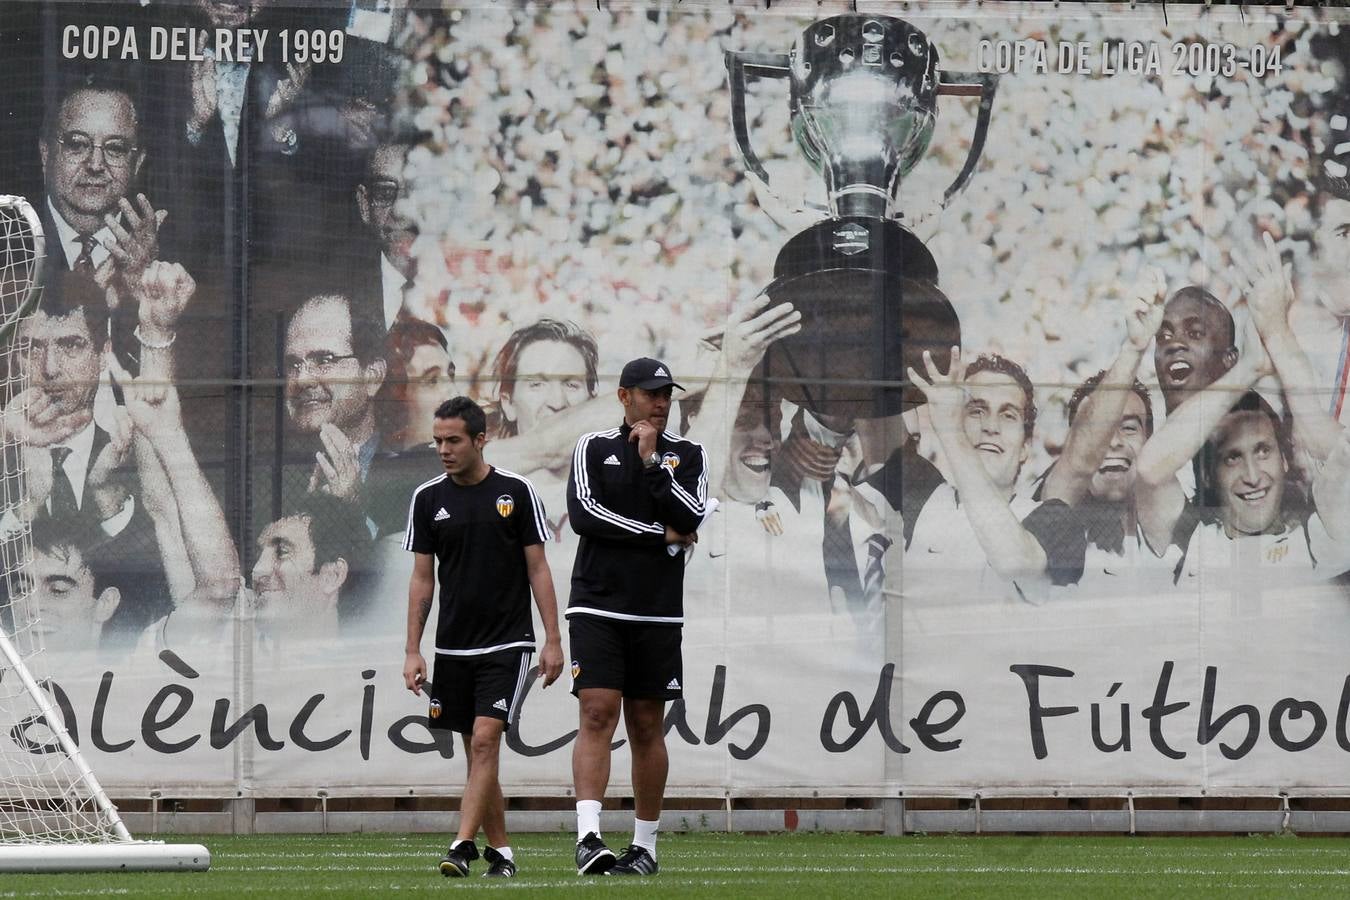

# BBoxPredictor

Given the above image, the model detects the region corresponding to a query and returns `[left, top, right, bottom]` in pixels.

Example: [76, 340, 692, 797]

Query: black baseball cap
[619, 357, 684, 391]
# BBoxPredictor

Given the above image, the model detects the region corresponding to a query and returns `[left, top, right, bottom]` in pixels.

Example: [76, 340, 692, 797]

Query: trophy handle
[935, 71, 1000, 207]
[725, 50, 792, 185]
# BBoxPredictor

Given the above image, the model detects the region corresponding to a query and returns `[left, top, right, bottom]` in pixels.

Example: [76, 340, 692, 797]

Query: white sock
[632, 817, 659, 858]
[492, 845, 513, 862]
[576, 800, 602, 841]
[451, 838, 470, 850]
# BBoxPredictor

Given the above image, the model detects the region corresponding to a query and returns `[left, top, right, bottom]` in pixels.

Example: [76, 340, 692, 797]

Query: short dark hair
[39, 269, 110, 350]
[965, 353, 1037, 438]
[255, 261, 386, 367]
[43, 74, 140, 145]
[30, 516, 77, 559]
[492, 318, 598, 399]
[1067, 371, 1154, 438]
[435, 395, 487, 438]
[286, 290, 387, 366]
[1165, 286, 1236, 351]
[280, 493, 373, 628]
[25, 518, 159, 646]
[28, 516, 115, 598]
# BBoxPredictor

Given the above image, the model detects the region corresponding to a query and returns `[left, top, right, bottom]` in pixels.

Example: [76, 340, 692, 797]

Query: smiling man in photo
[38, 77, 147, 279]
[878, 350, 1086, 602]
[280, 289, 388, 499]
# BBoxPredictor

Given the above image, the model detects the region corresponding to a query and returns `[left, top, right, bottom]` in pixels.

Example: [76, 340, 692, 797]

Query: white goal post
[0, 195, 209, 873]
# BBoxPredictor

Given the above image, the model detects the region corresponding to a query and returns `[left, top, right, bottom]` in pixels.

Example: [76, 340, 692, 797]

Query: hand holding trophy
[727, 15, 998, 421]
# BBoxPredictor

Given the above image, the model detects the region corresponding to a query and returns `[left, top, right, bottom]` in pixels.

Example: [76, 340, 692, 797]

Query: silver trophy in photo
[727, 15, 997, 418]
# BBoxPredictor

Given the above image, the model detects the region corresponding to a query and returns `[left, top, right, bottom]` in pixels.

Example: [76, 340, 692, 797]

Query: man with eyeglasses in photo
[280, 289, 389, 510]
[40, 73, 244, 529]
[268, 278, 455, 599]
[37, 73, 183, 397]
[39, 75, 166, 291]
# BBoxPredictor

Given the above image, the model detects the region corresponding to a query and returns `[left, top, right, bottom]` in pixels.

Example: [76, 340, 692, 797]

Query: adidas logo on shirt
[667, 678, 681, 690]
[434, 507, 451, 521]
[492, 698, 509, 712]
[603, 454, 621, 466]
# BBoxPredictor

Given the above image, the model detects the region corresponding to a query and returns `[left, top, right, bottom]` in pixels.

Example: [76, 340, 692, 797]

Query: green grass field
[4, 833, 1350, 897]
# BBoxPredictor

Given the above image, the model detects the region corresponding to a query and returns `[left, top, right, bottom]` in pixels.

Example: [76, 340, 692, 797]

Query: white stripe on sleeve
[402, 474, 448, 551]
[497, 468, 552, 542]
[571, 432, 663, 534]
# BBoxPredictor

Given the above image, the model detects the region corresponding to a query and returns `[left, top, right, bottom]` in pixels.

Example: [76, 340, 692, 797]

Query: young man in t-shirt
[402, 396, 564, 878]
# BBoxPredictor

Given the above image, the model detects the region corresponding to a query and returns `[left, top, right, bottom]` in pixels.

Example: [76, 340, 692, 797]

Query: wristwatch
[643, 451, 661, 469]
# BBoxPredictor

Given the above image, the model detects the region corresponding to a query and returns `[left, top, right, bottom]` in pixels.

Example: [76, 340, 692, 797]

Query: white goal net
[0, 195, 208, 872]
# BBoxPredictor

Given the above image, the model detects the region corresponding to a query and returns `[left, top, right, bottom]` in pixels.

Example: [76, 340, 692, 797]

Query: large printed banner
[5, 0, 1350, 798]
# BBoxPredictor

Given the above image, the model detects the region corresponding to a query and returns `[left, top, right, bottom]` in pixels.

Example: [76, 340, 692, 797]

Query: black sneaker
[439, 840, 478, 877]
[575, 832, 615, 875]
[481, 846, 516, 877]
[608, 844, 659, 876]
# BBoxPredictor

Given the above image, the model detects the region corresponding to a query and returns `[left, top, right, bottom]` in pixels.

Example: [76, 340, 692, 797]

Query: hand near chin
[309, 423, 361, 501]
[9, 388, 91, 448]
[629, 420, 659, 459]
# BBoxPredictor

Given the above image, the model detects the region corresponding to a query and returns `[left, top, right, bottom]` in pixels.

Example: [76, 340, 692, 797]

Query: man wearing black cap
[566, 357, 709, 876]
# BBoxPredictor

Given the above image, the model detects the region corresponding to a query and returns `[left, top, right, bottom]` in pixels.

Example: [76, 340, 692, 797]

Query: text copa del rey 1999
[60, 25, 345, 65]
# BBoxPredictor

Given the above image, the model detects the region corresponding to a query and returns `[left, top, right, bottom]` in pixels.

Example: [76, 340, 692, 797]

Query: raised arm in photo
[908, 348, 1048, 580]
[1135, 320, 1271, 549]
[1044, 286, 1163, 505]
[1241, 230, 1344, 461]
[110, 354, 239, 609]
[686, 292, 799, 499]
[492, 397, 617, 475]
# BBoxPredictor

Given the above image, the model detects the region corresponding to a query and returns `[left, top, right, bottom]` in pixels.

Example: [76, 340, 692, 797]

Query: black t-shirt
[404, 467, 549, 654]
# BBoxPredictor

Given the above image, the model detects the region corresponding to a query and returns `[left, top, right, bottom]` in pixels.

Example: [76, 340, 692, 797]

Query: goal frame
[0, 195, 209, 873]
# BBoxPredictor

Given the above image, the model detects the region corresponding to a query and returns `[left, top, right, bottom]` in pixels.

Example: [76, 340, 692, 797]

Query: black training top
[566, 422, 708, 624]
[403, 467, 550, 654]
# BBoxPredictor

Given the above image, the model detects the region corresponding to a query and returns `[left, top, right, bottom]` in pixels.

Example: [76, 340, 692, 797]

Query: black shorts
[427, 648, 533, 734]
[568, 615, 682, 700]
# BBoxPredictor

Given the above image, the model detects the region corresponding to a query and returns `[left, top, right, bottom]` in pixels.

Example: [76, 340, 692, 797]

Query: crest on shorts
[496, 494, 514, 517]
[428, 699, 442, 719]
[661, 452, 680, 471]
[571, 660, 581, 679]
